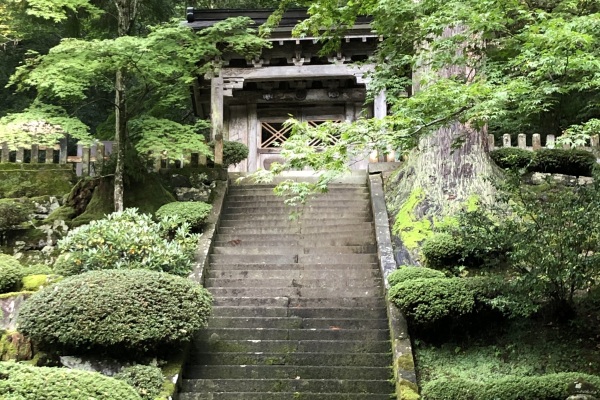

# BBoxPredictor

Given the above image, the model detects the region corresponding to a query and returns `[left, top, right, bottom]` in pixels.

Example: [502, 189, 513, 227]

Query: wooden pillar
[247, 103, 258, 172]
[59, 137, 68, 164]
[229, 105, 248, 172]
[45, 146, 53, 164]
[16, 147, 24, 163]
[211, 71, 224, 166]
[374, 90, 387, 119]
[31, 144, 39, 163]
[82, 146, 90, 176]
[1, 143, 8, 163]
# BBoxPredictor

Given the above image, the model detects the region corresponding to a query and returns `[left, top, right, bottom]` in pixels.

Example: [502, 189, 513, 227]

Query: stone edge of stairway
[368, 173, 419, 400]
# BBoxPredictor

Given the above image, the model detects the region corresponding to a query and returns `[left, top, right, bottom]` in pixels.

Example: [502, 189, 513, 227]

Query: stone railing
[488, 133, 600, 151]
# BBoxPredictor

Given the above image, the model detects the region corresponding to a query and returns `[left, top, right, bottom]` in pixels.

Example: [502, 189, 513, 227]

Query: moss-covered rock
[0, 330, 33, 361]
[0, 164, 75, 198]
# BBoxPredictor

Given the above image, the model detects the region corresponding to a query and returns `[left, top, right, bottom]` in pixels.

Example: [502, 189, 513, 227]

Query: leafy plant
[210, 140, 249, 167]
[115, 365, 164, 400]
[0, 254, 21, 293]
[53, 208, 198, 277]
[0, 361, 141, 400]
[421, 233, 465, 270]
[156, 201, 212, 231]
[18, 269, 212, 353]
[489, 148, 533, 170]
[0, 198, 33, 230]
[529, 149, 597, 177]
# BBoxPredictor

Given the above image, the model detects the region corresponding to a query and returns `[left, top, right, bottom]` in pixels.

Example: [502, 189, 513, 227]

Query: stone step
[207, 269, 380, 280]
[207, 316, 389, 330]
[186, 352, 391, 367]
[181, 378, 392, 394]
[196, 328, 389, 341]
[212, 238, 375, 248]
[227, 185, 367, 193]
[218, 216, 372, 227]
[225, 200, 369, 209]
[210, 307, 388, 319]
[208, 262, 379, 271]
[211, 245, 377, 256]
[178, 391, 391, 399]
[206, 278, 381, 289]
[193, 339, 391, 354]
[208, 287, 383, 299]
[216, 223, 374, 235]
[225, 195, 370, 205]
[212, 296, 386, 308]
[214, 232, 373, 243]
[209, 254, 379, 265]
[184, 365, 390, 380]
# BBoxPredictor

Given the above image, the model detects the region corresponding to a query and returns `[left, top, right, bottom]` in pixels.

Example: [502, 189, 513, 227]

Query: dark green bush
[421, 233, 465, 269]
[156, 201, 212, 230]
[18, 269, 212, 353]
[210, 140, 249, 167]
[421, 372, 600, 400]
[529, 148, 597, 176]
[0, 254, 21, 293]
[0, 198, 34, 230]
[115, 365, 164, 400]
[0, 361, 141, 400]
[53, 208, 199, 276]
[387, 266, 446, 287]
[389, 278, 475, 324]
[490, 147, 533, 170]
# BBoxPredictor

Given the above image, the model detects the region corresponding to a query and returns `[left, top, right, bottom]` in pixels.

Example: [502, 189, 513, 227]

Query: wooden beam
[226, 88, 367, 105]
[222, 64, 374, 82]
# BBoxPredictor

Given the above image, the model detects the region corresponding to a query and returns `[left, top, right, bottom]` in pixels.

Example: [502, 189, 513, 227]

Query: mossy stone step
[183, 365, 391, 380]
[206, 269, 381, 280]
[207, 263, 380, 271]
[192, 339, 392, 354]
[196, 328, 390, 341]
[207, 316, 389, 330]
[209, 254, 379, 265]
[207, 287, 383, 299]
[206, 277, 381, 289]
[210, 306, 388, 319]
[211, 246, 378, 256]
[216, 223, 374, 235]
[181, 378, 394, 394]
[186, 352, 392, 367]
[218, 216, 372, 227]
[178, 392, 392, 400]
[212, 296, 386, 308]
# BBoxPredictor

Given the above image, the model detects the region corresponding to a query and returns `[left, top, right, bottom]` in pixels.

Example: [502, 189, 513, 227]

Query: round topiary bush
[387, 266, 446, 287]
[0, 253, 22, 293]
[389, 277, 476, 324]
[0, 361, 142, 400]
[421, 232, 465, 270]
[528, 148, 597, 176]
[18, 269, 213, 353]
[490, 147, 534, 170]
[115, 365, 164, 400]
[210, 140, 249, 167]
[53, 208, 199, 277]
[156, 201, 212, 230]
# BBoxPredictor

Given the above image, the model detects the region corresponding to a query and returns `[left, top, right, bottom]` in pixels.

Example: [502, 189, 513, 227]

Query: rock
[567, 395, 598, 400]
[175, 187, 211, 202]
[170, 174, 192, 188]
[0, 293, 32, 331]
[60, 355, 133, 376]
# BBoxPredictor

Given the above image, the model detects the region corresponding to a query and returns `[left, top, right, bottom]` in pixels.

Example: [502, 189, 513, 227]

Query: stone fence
[488, 133, 600, 151]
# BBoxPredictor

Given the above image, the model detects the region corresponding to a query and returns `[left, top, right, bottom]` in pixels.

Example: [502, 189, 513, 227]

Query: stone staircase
[178, 181, 394, 399]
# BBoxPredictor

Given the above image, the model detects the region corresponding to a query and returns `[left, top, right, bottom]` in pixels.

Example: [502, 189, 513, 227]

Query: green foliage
[421, 373, 600, 400]
[0, 361, 141, 400]
[53, 208, 198, 276]
[0, 164, 75, 199]
[387, 266, 446, 287]
[0, 198, 33, 230]
[0, 254, 21, 293]
[421, 233, 465, 270]
[529, 148, 597, 177]
[389, 278, 475, 324]
[490, 148, 533, 170]
[210, 140, 249, 167]
[17, 269, 213, 352]
[115, 365, 164, 400]
[156, 201, 212, 231]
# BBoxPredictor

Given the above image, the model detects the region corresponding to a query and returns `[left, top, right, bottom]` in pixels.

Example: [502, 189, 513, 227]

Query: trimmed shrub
[115, 365, 164, 400]
[18, 269, 212, 352]
[529, 148, 597, 176]
[490, 147, 533, 170]
[156, 201, 212, 230]
[421, 373, 600, 400]
[0, 198, 34, 230]
[0, 361, 141, 400]
[387, 266, 446, 287]
[421, 232, 465, 269]
[0, 254, 21, 293]
[389, 278, 475, 324]
[210, 140, 249, 167]
[53, 208, 199, 277]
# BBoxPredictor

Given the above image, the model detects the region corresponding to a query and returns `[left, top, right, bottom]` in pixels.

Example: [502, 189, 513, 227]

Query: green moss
[396, 353, 415, 371]
[124, 174, 175, 215]
[71, 180, 114, 227]
[0, 291, 33, 300]
[392, 188, 432, 250]
[0, 164, 75, 198]
[45, 206, 76, 224]
[465, 195, 479, 212]
[397, 379, 420, 400]
[0, 330, 33, 361]
[156, 347, 187, 399]
[21, 275, 50, 291]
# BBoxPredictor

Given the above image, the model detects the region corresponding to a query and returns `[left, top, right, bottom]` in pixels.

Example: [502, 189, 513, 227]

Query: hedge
[490, 147, 533, 170]
[389, 278, 475, 324]
[18, 269, 212, 353]
[53, 208, 198, 277]
[156, 201, 212, 230]
[421, 233, 465, 270]
[115, 365, 164, 400]
[421, 373, 600, 400]
[0, 198, 33, 231]
[0, 361, 141, 400]
[0, 254, 21, 293]
[387, 266, 446, 287]
[211, 140, 249, 167]
[529, 148, 597, 177]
